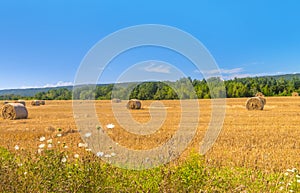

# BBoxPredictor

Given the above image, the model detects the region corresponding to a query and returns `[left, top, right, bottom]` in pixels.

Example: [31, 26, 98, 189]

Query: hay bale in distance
[40, 100, 46, 105]
[246, 97, 264, 110]
[126, 99, 141, 109]
[1, 103, 28, 120]
[31, 100, 40, 106]
[292, 92, 299, 97]
[112, 98, 121, 103]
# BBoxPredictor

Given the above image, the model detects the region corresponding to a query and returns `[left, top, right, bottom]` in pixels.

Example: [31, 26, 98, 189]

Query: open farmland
[0, 97, 299, 171]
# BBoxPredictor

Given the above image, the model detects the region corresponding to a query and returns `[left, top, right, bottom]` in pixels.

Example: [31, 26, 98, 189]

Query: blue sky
[0, 0, 300, 90]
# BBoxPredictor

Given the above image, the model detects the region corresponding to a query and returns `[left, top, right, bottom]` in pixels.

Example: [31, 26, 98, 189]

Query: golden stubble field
[0, 97, 299, 171]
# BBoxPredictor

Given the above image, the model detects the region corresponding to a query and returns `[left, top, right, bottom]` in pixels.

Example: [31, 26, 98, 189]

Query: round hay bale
[40, 100, 46, 105]
[246, 97, 264, 110]
[292, 92, 299, 97]
[126, 99, 141, 109]
[112, 98, 121, 103]
[31, 100, 40, 106]
[255, 92, 265, 97]
[15, 100, 26, 106]
[1, 103, 28, 120]
[3, 101, 9, 105]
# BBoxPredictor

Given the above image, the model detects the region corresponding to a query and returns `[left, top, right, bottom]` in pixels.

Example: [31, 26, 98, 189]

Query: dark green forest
[1, 75, 300, 100]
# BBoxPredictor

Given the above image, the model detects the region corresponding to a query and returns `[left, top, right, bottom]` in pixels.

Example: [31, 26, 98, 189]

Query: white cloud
[43, 81, 73, 88]
[195, 67, 244, 76]
[143, 63, 171, 74]
[19, 81, 73, 89]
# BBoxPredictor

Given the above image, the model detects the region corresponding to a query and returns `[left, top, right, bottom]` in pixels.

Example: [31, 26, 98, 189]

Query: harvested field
[0, 97, 299, 171]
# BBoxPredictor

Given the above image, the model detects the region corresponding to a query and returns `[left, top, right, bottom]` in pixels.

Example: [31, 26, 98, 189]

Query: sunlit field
[0, 97, 300, 192]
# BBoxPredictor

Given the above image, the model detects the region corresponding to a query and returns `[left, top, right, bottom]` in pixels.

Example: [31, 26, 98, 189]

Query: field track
[0, 97, 299, 171]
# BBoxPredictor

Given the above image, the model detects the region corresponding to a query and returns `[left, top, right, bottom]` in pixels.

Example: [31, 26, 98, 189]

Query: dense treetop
[1, 75, 299, 100]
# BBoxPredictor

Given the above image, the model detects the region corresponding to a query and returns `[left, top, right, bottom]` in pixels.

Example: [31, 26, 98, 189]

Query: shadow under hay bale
[3, 101, 9, 105]
[1, 103, 28, 120]
[126, 99, 141, 109]
[112, 98, 121, 103]
[246, 97, 264, 110]
[292, 92, 299, 97]
[31, 100, 40, 106]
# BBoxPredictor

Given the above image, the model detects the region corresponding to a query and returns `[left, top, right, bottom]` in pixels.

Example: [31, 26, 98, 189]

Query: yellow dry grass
[0, 97, 299, 171]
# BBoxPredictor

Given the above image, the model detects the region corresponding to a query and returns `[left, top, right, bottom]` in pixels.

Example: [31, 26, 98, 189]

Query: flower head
[14, 145, 20, 150]
[38, 144, 45, 149]
[106, 123, 115, 129]
[39, 136, 46, 142]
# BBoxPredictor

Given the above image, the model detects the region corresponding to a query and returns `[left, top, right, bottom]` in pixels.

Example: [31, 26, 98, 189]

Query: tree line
[1, 76, 299, 100]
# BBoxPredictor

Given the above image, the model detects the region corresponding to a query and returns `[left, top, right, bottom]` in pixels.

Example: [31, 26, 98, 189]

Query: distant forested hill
[0, 86, 73, 97]
[0, 73, 299, 100]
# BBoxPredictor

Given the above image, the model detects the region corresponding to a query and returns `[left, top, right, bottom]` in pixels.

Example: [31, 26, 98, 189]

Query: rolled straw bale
[15, 100, 26, 106]
[40, 100, 45, 105]
[246, 97, 264, 110]
[31, 100, 40, 106]
[1, 103, 28, 120]
[126, 99, 141, 109]
[112, 98, 121, 103]
[292, 92, 299, 97]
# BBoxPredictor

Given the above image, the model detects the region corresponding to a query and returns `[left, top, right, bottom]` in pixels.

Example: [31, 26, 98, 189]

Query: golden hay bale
[1, 103, 28, 120]
[246, 97, 264, 110]
[40, 100, 46, 105]
[126, 99, 141, 109]
[292, 92, 299, 97]
[31, 100, 40, 106]
[15, 100, 26, 106]
[112, 98, 121, 103]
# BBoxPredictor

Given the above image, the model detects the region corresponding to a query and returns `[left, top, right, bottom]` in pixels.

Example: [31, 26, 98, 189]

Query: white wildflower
[74, 154, 79, 159]
[279, 186, 284, 191]
[78, 143, 88, 148]
[111, 152, 116, 157]
[64, 145, 68, 149]
[96, 152, 104, 157]
[57, 133, 62, 137]
[104, 154, 112, 158]
[106, 123, 115, 129]
[24, 172, 27, 175]
[47, 139, 52, 144]
[39, 136, 46, 142]
[297, 179, 300, 183]
[38, 144, 45, 149]
[14, 145, 20, 150]
[296, 174, 300, 178]
[85, 148, 92, 152]
[85, 132, 92, 138]
[61, 157, 67, 163]
[284, 172, 289, 176]
[47, 144, 52, 148]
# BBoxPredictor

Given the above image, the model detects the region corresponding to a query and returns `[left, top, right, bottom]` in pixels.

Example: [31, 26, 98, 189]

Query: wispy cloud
[20, 81, 73, 89]
[143, 63, 171, 74]
[195, 67, 244, 76]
